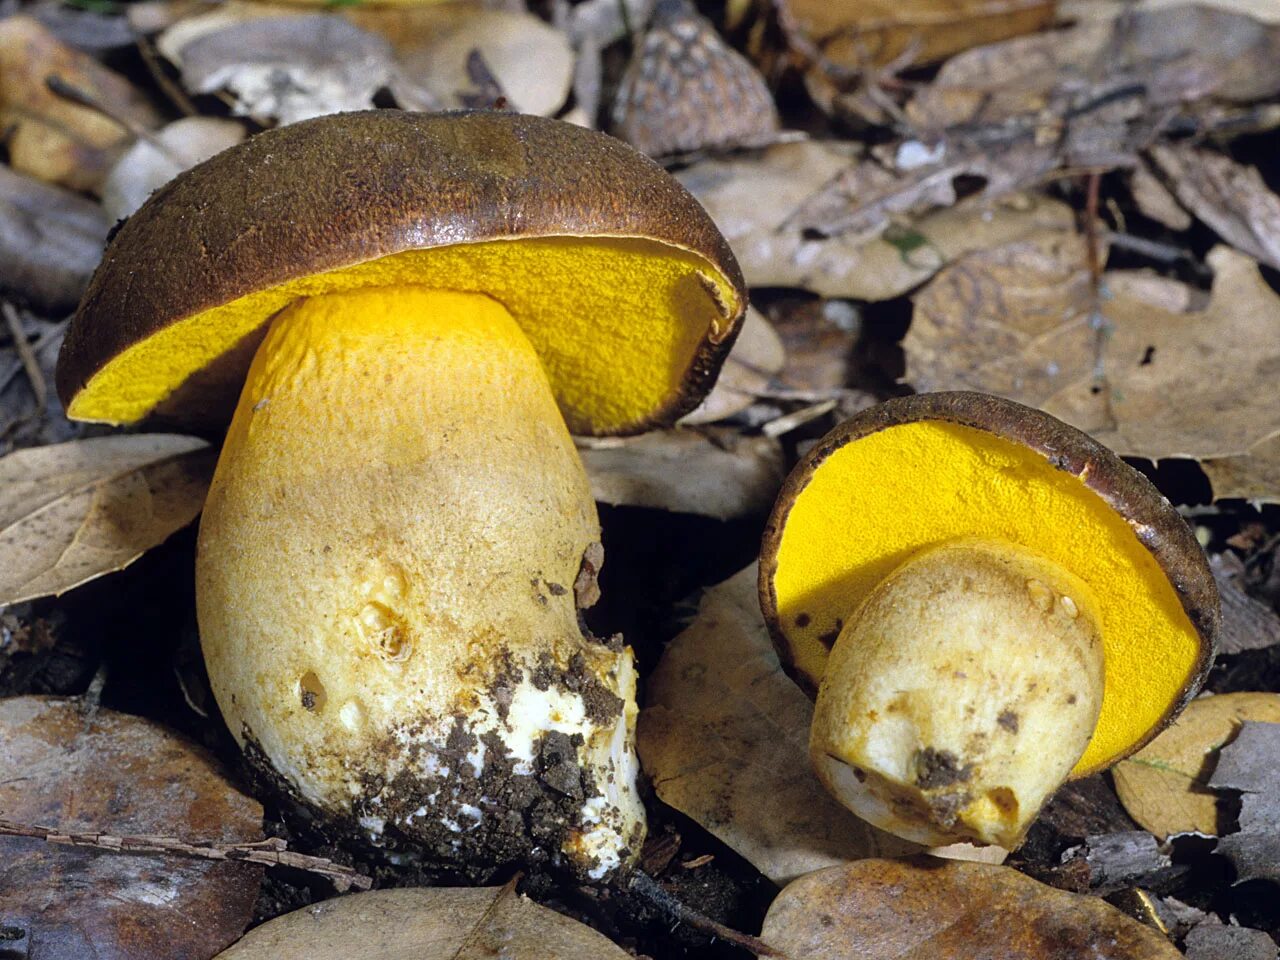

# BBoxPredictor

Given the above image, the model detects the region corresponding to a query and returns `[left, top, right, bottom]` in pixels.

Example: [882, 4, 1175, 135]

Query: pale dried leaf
[1112, 693, 1280, 839]
[638, 567, 920, 884]
[368, 6, 573, 116]
[0, 696, 263, 960]
[1183, 924, 1279, 960]
[215, 886, 630, 959]
[677, 140, 1078, 300]
[779, 0, 1055, 70]
[1134, 0, 1280, 24]
[1148, 143, 1280, 271]
[578, 429, 783, 520]
[0, 165, 110, 313]
[0, 15, 161, 193]
[611, 0, 779, 157]
[905, 242, 1280, 501]
[681, 306, 786, 426]
[0, 434, 215, 606]
[1130, 162, 1192, 232]
[1208, 721, 1280, 884]
[762, 857, 1184, 959]
[171, 15, 395, 124]
[101, 117, 246, 223]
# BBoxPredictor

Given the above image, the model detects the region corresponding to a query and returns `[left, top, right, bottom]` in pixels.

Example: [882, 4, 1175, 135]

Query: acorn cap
[56, 110, 746, 436]
[760, 392, 1219, 777]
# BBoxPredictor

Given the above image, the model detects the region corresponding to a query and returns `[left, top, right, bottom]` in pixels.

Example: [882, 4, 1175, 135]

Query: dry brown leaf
[904, 240, 1280, 501]
[681, 306, 786, 425]
[611, 0, 779, 157]
[578, 428, 784, 520]
[0, 165, 110, 314]
[0, 696, 263, 960]
[101, 117, 246, 223]
[0, 434, 215, 606]
[364, 5, 574, 116]
[638, 566, 920, 884]
[907, 8, 1280, 172]
[215, 885, 630, 959]
[761, 857, 1184, 959]
[778, 0, 1055, 70]
[677, 140, 1077, 300]
[1112, 693, 1280, 839]
[0, 15, 161, 193]
[1148, 143, 1280, 271]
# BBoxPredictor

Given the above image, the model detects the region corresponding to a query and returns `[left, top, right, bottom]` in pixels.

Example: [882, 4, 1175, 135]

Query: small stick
[135, 33, 199, 118]
[43, 75, 177, 160]
[627, 870, 787, 957]
[1, 303, 46, 413]
[0, 818, 372, 892]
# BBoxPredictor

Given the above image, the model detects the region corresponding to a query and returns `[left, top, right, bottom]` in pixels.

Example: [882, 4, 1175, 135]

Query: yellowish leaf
[1113, 692, 1280, 839]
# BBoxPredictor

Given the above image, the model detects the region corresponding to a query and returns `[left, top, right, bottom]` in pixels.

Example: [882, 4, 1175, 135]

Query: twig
[43, 75, 176, 160]
[1, 303, 47, 413]
[135, 33, 199, 118]
[628, 870, 787, 957]
[0, 819, 372, 892]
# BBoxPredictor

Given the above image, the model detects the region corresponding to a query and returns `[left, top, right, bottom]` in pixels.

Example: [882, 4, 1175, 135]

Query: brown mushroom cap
[760, 392, 1219, 776]
[56, 110, 746, 435]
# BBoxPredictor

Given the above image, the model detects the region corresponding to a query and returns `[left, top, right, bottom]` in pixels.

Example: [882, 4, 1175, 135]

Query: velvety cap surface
[57, 110, 745, 435]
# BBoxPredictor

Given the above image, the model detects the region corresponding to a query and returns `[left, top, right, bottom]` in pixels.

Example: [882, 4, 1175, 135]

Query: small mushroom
[56, 111, 746, 880]
[759, 393, 1218, 848]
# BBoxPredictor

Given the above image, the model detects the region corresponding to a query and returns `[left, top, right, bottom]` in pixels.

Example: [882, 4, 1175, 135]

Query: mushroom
[758, 393, 1218, 848]
[56, 110, 746, 880]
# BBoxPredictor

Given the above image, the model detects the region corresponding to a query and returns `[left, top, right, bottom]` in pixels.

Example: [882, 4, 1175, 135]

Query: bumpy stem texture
[811, 538, 1104, 848]
[197, 286, 645, 879]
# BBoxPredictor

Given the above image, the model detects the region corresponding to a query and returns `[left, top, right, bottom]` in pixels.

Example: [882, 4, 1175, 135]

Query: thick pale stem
[197, 286, 645, 879]
[810, 538, 1105, 848]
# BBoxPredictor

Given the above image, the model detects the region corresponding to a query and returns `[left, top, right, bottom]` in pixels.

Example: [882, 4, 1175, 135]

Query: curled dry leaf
[676, 140, 1078, 300]
[0, 15, 161, 193]
[1112, 693, 1280, 839]
[777, 0, 1055, 71]
[1130, 162, 1193, 232]
[762, 857, 1184, 960]
[165, 14, 395, 125]
[0, 165, 110, 314]
[611, 0, 779, 158]
[214, 885, 631, 960]
[577, 428, 784, 521]
[101, 117, 246, 223]
[0, 434, 215, 606]
[905, 240, 1280, 502]
[0, 696, 263, 960]
[681, 305, 786, 425]
[637, 566, 996, 885]
[1207, 721, 1280, 884]
[1147, 143, 1280, 272]
[907, 8, 1280, 171]
[367, 5, 574, 116]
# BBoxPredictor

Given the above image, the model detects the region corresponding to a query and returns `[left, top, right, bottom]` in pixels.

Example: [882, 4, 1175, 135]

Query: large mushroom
[56, 110, 746, 880]
[759, 393, 1218, 848]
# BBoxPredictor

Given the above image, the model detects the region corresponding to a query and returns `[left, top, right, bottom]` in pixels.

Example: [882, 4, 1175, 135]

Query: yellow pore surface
[771, 421, 1202, 775]
[68, 236, 739, 434]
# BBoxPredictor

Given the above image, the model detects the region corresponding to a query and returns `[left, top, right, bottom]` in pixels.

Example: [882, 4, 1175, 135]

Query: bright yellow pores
[771, 421, 1201, 775]
[197, 285, 645, 876]
[67, 236, 739, 434]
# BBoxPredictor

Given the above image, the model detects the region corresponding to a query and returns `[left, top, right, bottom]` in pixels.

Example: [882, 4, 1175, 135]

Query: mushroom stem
[809, 538, 1105, 848]
[196, 285, 645, 878]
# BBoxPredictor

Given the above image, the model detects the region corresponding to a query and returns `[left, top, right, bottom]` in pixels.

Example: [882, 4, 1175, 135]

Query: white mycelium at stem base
[196, 285, 645, 879]
[810, 538, 1105, 849]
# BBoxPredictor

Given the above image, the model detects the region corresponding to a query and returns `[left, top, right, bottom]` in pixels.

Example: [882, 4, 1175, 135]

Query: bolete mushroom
[56, 110, 746, 879]
[759, 393, 1218, 848]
